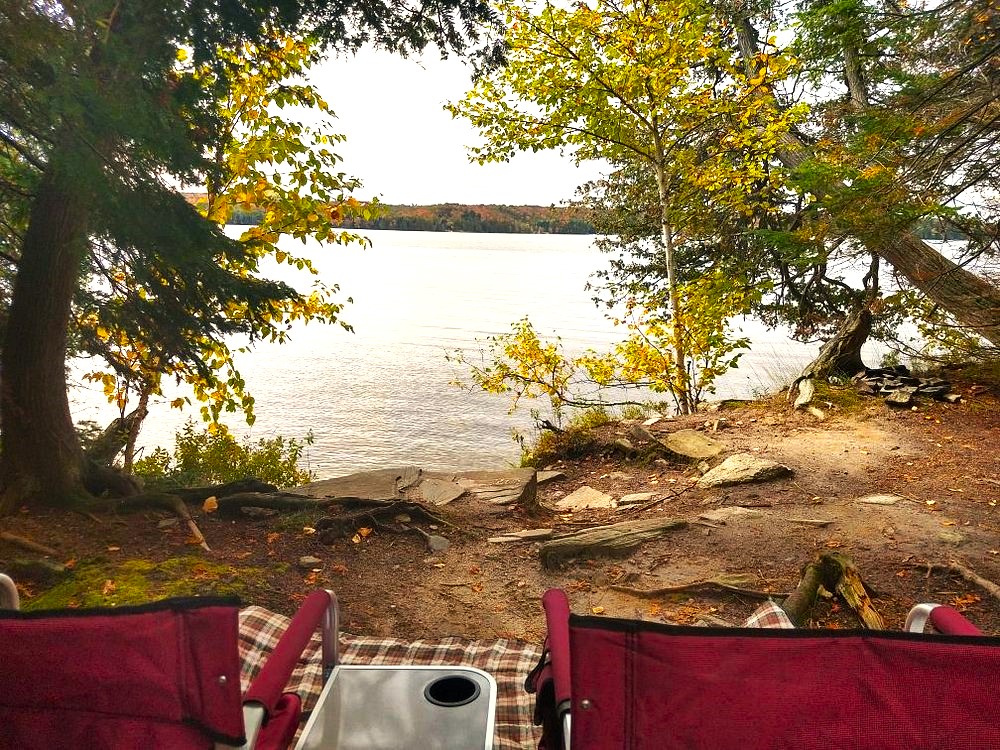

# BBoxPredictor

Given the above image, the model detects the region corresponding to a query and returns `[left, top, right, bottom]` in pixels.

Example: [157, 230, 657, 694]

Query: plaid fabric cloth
[237, 600, 792, 750]
[238, 606, 542, 750]
[742, 600, 795, 629]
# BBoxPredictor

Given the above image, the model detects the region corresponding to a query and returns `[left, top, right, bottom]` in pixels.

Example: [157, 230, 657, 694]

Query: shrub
[133, 421, 315, 489]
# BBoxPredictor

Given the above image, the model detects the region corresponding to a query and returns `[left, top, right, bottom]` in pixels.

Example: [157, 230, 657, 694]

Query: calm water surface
[70, 230, 881, 477]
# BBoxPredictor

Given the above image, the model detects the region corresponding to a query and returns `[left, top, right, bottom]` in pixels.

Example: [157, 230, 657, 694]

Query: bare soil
[3, 379, 999, 641]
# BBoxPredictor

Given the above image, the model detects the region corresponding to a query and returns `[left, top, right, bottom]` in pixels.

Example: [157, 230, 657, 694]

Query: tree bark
[122, 385, 151, 473]
[653, 165, 693, 414]
[802, 306, 873, 381]
[0, 142, 93, 514]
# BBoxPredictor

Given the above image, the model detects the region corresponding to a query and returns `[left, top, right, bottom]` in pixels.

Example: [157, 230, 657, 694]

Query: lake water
[69, 230, 884, 477]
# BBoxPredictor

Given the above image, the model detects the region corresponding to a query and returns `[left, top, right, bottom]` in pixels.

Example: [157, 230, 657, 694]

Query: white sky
[311, 48, 605, 205]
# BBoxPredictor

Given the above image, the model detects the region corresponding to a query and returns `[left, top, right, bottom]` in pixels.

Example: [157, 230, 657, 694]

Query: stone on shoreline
[696, 453, 792, 488]
[663, 429, 723, 461]
[554, 485, 614, 511]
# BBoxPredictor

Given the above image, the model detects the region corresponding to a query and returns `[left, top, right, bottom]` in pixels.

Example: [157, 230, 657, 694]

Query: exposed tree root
[612, 575, 789, 601]
[0, 531, 59, 557]
[314, 501, 456, 544]
[910, 560, 1000, 603]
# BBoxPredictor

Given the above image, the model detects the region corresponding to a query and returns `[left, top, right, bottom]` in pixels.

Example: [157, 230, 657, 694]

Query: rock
[157, 517, 179, 529]
[394, 514, 412, 523]
[416, 477, 466, 506]
[642, 415, 663, 426]
[942, 393, 962, 404]
[537, 470, 567, 486]
[299, 466, 422, 500]
[627, 424, 659, 445]
[618, 492, 656, 506]
[554, 485, 615, 511]
[856, 382, 878, 396]
[607, 471, 632, 481]
[856, 494, 904, 506]
[613, 438, 636, 454]
[918, 385, 949, 398]
[297, 556, 323, 569]
[487, 528, 554, 543]
[937, 530, 965, 546]
[422, 532, 450, 552]
[452, 468, 538, 506]
[663, 429, 723, 461]
[793, 378, 815, 408]
[696, 453, 792, 488]
[699, 506, 766, 523]
[885, 387, 918, 407]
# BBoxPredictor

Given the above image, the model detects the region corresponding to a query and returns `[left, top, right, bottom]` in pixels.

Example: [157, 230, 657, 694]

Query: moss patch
[23, 556, 262, 611]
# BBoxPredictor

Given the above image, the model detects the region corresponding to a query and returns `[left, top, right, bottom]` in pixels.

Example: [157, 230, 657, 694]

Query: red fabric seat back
[561, 615, 1000, 750]
[0, 597, 246, 750]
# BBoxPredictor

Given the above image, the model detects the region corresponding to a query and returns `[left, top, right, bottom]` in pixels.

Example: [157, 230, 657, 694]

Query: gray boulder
[696, 453, 792, 488]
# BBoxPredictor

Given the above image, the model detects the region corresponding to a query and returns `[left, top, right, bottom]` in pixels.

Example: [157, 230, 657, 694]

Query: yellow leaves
[351, 527, 373, 544]
[202, 496, 219, 513]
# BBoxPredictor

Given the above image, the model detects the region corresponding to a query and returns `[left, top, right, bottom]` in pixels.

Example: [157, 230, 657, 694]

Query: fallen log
[779, 559, 825, 627]
[780, 551, 884, 628]
[539, 517, 687, 569]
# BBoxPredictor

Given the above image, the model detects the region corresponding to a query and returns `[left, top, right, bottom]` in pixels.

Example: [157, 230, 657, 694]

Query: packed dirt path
[2, 379, 998, 641]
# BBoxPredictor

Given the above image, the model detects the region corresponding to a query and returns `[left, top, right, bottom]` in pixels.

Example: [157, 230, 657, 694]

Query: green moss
[23, 556, 262, 611]
[813, 382, 865, 413]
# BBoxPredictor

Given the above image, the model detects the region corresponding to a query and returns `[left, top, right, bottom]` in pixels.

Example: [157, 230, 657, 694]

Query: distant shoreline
[182, 194, 596, 234]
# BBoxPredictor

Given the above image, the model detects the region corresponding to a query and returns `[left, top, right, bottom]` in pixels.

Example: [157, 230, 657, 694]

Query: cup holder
[424, 674, 482, 707]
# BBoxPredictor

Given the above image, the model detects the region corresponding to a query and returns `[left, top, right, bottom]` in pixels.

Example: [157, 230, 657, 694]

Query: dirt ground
[2, 378, 999, 642]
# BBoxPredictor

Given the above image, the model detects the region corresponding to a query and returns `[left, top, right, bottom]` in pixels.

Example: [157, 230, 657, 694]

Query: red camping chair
[527, 588, 1000, 750]
[0, 573, 339, 750]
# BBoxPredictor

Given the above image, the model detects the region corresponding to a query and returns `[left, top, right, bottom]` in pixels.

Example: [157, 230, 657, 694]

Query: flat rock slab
[299, 467, 536, 507]
[696, 454, 792, 488]
[537, 471, 567, 486]
[663, 430, 723, 461]
[554, 485, 614, 511]
[539, 516, 687, 568]
[415, 478, 466, 506]
[856, 494, 904, 506]
[487, 528, 554, 543]
[451, 468, 538, 506]
[298, 466, 422, 500]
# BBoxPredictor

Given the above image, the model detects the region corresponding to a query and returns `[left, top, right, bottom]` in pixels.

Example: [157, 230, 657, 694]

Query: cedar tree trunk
[0, 145, 92, 514]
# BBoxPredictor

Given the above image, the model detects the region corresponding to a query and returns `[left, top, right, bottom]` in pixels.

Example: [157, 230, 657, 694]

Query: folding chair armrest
[0, 574, 19, 610]
[244, 590, 338, 716]
[542, 589, 572, 711]
[930, 605, 982, 635]
[905, 603, 982, 635]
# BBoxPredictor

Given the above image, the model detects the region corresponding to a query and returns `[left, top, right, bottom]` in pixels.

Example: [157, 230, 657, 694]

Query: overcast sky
[311, 48, 605, 206]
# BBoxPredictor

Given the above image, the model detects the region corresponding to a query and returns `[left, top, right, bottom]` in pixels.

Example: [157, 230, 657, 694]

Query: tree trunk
[122, 385, 151, 473]
[0, 144, 93, 514]
[653, 166, 693, 414]
[803, 306, 873, 380]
